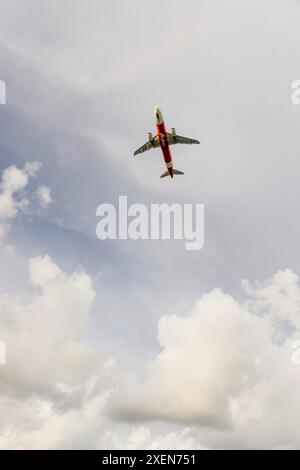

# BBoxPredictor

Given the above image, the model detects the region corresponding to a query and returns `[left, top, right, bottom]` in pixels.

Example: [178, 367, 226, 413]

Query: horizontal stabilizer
[160, 169, 184, 178]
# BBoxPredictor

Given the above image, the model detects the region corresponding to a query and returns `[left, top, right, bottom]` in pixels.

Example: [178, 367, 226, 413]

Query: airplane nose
[154, 106, 163, 124]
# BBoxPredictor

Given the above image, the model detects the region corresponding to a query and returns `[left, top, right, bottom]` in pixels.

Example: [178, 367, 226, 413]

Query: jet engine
[148, 132, 153, 142]
[171, 128, 176, 137]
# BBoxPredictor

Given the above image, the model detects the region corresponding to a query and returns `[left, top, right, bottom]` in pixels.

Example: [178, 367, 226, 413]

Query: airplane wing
[167, 133, 200, 146]
[134, 136, 160, 156]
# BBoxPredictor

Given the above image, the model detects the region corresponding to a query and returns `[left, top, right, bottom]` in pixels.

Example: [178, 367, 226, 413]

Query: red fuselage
[155, 107, 173, 178]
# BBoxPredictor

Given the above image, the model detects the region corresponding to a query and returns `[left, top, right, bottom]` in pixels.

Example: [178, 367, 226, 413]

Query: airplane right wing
[134, 136, 160, 156]
[167, 133, 200, 146]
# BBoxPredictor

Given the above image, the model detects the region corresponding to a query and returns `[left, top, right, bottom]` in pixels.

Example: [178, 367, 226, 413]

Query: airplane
[133, 106, 200, 178]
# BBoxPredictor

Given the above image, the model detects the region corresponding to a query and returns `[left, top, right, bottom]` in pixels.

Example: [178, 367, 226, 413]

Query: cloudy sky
[1, 0, 300, 449]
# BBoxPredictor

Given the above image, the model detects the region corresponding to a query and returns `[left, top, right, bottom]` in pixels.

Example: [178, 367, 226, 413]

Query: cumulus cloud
[103, 426, 207, 450]
[0, 254, 97, 397]
[0, 252, 114, 449]
[0, 161, 120, 450]
[109, 270, 300, 448]
[0, 161, 49, 239]
[242, 269, 300, 333]
[1, 222, 300, 449]
[0, 392, 111, 450]
[36, 185, 52, 209]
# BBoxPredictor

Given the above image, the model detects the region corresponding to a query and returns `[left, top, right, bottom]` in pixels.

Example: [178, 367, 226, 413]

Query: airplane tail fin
[160, 169, 184, 179]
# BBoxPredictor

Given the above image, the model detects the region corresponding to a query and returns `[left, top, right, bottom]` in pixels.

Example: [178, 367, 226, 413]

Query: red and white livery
[134, 106, 200, 179]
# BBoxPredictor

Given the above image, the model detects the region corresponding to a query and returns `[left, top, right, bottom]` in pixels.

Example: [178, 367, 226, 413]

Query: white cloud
[0, 252, 113, 449]
[104, 426, 207, 450]
[36, 185, 52, 208]
[0, 165, 28, 221]
[242, 269, 300, 332]
[29, 254, 61, 286]
[23, 161, 42, 178]
[109, 270, 300, 448]
[0, 393, 108, 450]
[0, 254, 97, 396]
[0, 162, 48, 239]
[0, 162, 118, 450]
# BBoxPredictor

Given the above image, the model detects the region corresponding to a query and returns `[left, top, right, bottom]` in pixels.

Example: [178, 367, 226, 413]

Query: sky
[0, 0, 300, 449]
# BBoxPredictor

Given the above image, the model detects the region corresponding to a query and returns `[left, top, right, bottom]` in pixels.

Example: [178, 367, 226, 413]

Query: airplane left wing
[167, 133, 200, 146]
[134, 136, 160, 156]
